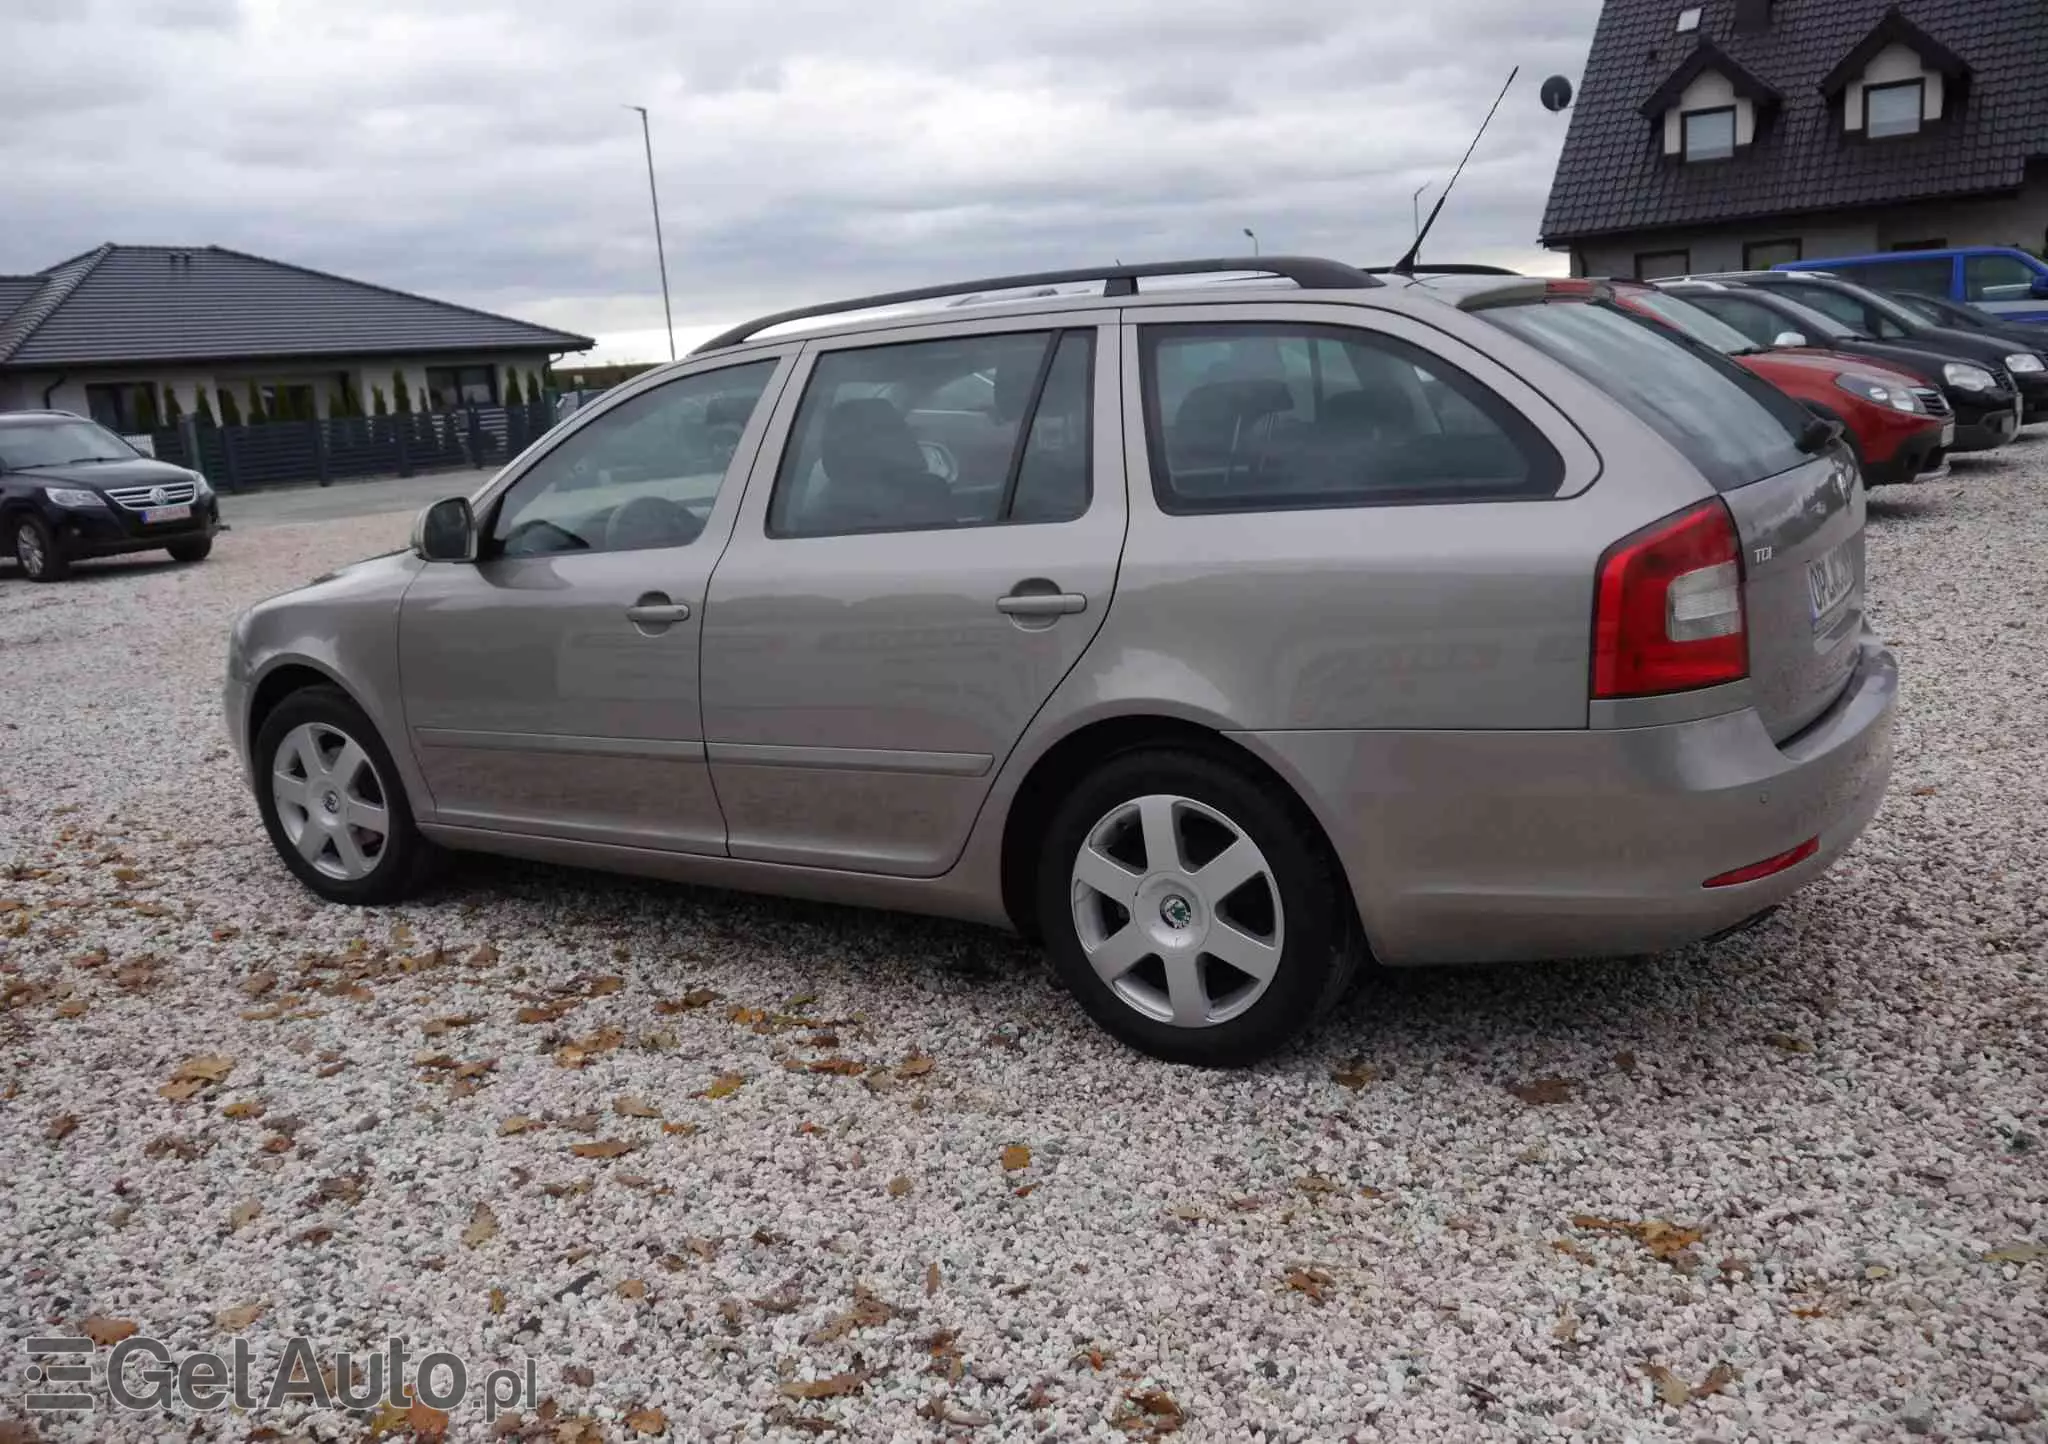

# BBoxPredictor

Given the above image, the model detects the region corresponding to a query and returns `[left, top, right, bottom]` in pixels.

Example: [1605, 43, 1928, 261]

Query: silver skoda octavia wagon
[225, 258, 1896, 1065]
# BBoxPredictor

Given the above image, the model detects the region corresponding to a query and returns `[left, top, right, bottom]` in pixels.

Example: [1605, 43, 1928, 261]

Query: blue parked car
[1776, 247, 2048, 324]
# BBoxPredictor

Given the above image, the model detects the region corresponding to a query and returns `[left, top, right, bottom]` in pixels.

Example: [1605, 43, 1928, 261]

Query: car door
[699, 314, 1124, 876]
[398, 350, 793, 852]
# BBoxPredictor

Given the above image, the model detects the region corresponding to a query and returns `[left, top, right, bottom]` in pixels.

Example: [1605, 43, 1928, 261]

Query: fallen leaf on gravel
[1284, 1267, 1334, 1303]
[516, 1000, 577, 1025]
[261, 1134, 293, 1154]
[461, 1203, 499, 1248]
[570, 1139, 638, 1159]
[296, 1226, 335, 1247]
[888, 1176, 913, 1197]
[807, 1285, 904, 1343]
[222, 1100, 265, 1120]
[54, 998, 87, 1019]
[45, 1115, 76, 1142]
[1295, 1174, 1342, 1197]
[753, 1285, 805, 1315]
[655, 987, 721, 1013]
[1112, 1389, 1186, 1435]
[753, 1228, 790, 1246]
[0, 1420, 41, 1444]
[804, 1057, 865, 1076]
[561, 1365, 596, 1387]
[781, 1371, 867, 1400]
[241, 971, 277, 998]
[698, 1074, 746, 1100]
[1644, 1364, 1691, 1408]
[1552, 1239, 1597, 1264]
[421, 1014, 483, 1037]
[588, 975, 625, 996]
[468, 943, 500, 966]
[1330, 1058, 1377, 1089]
[159, 1054, 234, 1100]
[1001, 1144, 1031, 1171]
[1507, 1076, 1574, 1105]
[624, 1408, 667, 1436]
[926, 1262, 941, 1296]
[1764, 1033, 1815, 1054]
[617, 1279, 648, 1300]
[499, 1116, 544, 1136]
[1571, 1215, 1704, 1269]
[613, 1096, 660, 1119]
[487, 1288, 507, 1314]
[1910, 785, 1939, 796]
[1697, 1362, 1740, 1398]
[229, 1201, 262, 1231]
[686, 1237, 719, 1261]
[216, 1301, 266, 1332]
[78, 1316, 137, 1346]
[399, 1397, 449, 1441]
[897, 1054, 935, 1079]
[661, 1121, 699, 1136]
[1982, 1242, 2048, 1263]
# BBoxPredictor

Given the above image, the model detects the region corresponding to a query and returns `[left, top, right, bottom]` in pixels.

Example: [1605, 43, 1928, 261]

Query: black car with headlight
[0, 410, 220, 581]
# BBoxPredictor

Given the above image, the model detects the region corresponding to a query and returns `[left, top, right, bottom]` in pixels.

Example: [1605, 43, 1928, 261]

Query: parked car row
[225, 255, 1899, 1066]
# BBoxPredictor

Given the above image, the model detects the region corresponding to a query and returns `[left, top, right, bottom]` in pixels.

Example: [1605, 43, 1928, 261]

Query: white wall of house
[1844, 44, 1944, 131]
[1662, 71, 1756, 155]
[5, 352, 556, 426]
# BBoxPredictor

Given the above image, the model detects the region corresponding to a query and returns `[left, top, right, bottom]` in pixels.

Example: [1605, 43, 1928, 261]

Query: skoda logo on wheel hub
[322, 790, 341, 815]
[1159, 894, 1194, 930]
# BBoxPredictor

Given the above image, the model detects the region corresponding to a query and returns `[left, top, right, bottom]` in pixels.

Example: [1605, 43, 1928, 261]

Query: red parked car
[1609, 281, 1951, 485]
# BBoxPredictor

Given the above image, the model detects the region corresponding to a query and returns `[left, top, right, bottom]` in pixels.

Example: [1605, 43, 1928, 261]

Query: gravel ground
[2, 450, 2044, 1444]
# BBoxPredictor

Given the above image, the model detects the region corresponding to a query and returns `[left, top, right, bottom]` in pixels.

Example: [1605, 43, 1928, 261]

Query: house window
[1635, 249, 1693, 281]
[426, 365, 499, 408]
[1744, 239, 1802, 270]
[1675, 5, 1701, 32]
[84, 382, 161, 433]
[1681, 107, 1737, 161]
[1864, 79, 1924, 137]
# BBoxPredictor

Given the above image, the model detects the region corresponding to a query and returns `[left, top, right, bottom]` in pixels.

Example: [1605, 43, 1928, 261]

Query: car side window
[1853, 258, 1953, 296]
[767, 329, 1095, 538]
[490, 360, 776, 558]
[1686, 295, 1781, 346]
[1964, 254, 2040, 302]
[1778, 285, 1869, 332]
[1139, 323, 1561, 513]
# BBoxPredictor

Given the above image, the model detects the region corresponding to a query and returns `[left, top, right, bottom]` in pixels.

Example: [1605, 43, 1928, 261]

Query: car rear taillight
[1591, 499, 1748, 699]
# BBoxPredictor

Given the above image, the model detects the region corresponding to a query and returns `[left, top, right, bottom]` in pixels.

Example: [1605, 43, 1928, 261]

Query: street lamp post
[624, 104, 676, 362]
[1243, 227, 1260, 257]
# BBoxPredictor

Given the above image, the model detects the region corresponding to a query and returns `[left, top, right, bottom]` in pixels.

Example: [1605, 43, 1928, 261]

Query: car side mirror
[2030, 275, 2048, 299]
[1773, 330, 1809, 348]
[413, 497, 477, 562]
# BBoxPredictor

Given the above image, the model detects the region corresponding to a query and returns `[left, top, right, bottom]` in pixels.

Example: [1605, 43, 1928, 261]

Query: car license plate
[1806, 542, 1856, 625]
[142, 504, 191, 524]
[1940, 419, 1955, 446]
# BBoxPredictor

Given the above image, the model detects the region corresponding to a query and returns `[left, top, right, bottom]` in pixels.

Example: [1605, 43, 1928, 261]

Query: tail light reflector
[1592, 499, 1748, 699]
[1704, 837, 1819, 888]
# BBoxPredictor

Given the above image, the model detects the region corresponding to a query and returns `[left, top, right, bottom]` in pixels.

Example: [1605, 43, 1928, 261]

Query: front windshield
[0, 419, 138, 470]
[1753, 293, 1862, 341]
[1622, 289, 1760, 355]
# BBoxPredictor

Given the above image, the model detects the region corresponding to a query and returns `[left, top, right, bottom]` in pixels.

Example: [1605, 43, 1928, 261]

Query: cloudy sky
[6, 0, 1603, 364]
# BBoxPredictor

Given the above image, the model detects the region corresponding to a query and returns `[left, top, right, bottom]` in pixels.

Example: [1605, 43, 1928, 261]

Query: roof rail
[1360, 263, 1521, 276]
[690, 256, 1378, 354]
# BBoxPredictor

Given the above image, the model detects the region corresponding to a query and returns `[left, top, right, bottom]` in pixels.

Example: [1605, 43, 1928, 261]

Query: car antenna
[1391, 66, 1518, 276]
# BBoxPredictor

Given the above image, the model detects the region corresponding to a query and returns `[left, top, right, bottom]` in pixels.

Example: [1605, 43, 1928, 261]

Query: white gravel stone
[2, 450, 2046, 1442]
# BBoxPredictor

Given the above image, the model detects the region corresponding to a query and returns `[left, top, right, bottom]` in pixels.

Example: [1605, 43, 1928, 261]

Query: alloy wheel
[272, 722, 390, 881]
[1069, 793, 1285, 1028]
[16, 523, 46, 577]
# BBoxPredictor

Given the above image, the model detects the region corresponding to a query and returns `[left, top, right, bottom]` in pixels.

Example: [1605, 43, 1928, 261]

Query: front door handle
[625, 593, 691, 628]
[996, 591, 1087, 618]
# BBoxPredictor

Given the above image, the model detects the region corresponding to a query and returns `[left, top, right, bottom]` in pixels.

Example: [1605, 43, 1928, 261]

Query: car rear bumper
[1240, 637, 1897, 966]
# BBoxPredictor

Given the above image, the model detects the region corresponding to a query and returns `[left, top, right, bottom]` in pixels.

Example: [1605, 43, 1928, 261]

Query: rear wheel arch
[997, 714, 1360, 944]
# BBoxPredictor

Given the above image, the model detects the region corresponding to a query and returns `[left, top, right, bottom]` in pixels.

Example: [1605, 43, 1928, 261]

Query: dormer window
[1864, 78, 1925, 137]
[1683, 107, 1738, 161]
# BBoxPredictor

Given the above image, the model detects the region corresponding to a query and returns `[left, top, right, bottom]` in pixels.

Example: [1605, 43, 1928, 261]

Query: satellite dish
[1541, 75, 1575, 113]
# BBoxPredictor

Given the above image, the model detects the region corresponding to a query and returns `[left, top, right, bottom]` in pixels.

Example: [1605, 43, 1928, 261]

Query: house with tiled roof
[1540, 0, 2048, 280]
[0, 244, 592, 432]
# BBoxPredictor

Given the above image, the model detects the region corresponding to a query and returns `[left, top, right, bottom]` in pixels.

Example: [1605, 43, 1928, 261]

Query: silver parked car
[224, 258, 1897, 1065]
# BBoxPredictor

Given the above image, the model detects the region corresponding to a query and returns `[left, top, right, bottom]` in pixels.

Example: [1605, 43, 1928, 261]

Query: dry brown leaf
[624, 1407, 667, 1436]
[1507, 1076, 1574, 1105]
[421, 1013, 484, 1037]
[488, 1287, 507, 1315]
[160, 1054, 234, 1100]
[897, 1054, 935, 1079]
[888, 1176, 913, 1197]
[216, 1301, 266, 1332]
[806, 1285, 901, 1344]
[1697, 1362, 1739, 1399]
[1114, 1389, 1187, 1435]
[78, 1316, 138, 1346]
[561, 1365, 596, 1387]
[613, 1096, 661, 1119]
[516, 1000, 577, 1025]
[229, 1200, 262, 1231]
[498, 1115, 544, 1136]
[926, 1261, 941, 1297]
[45, 1114, 77, 1142]
[461, 1203, 499, 1248]
[1570, 1215, 1705, 1269]
[805, 1057, 865, 1076]
[1552, 1238, 1596, 1264]
[1644, 1363, 1690, 1408]
[588, 975, 625, 996]
[780, 1371, 867, 1401]
[1001, 1144, 1032, 1171]
[699, 1073, 745, 1100]
[405, 1398, 450, 1441]
[655, 987, 721, 1013]
[221, 1100, 265, 1120]
[468, 943, 500, 966]
[1284, 1267, 1334, 1303]
[54, 998, 87, 1019]
[570, 1139, 638, 1159]
[661, 1120, 699, 1136]
[617, 1279, 649, 1300]
[1764, 1033, 1815, 1054]
[241, 971, 277, 998]
[1330, 1058, 1376, 1090]
[1982, 1242, 2048, 1263]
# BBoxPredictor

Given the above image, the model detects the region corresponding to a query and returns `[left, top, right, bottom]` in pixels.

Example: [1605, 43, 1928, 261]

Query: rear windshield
[1479, 299, 1811, 492]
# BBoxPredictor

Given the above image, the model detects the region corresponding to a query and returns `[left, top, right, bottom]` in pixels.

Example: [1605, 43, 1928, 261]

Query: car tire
[167, 537, 213, 563]
[1035, 747, 1363, 1066]
[12, 513, 70, 582]
[253, 684, 431, 906]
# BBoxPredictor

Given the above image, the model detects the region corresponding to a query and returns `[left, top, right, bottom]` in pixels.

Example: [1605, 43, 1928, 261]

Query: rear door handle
[625, 594, 691, 626]
[996, 591, 1087, 618]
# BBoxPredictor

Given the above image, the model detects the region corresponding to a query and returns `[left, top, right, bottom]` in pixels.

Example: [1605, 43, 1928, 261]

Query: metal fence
[147, 402, 556, 492]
